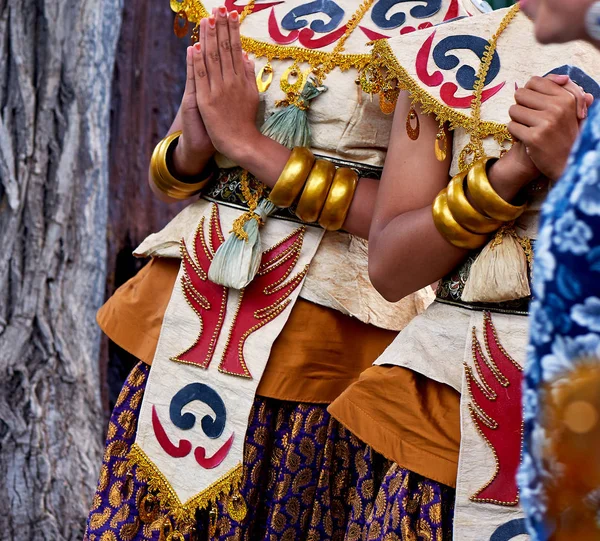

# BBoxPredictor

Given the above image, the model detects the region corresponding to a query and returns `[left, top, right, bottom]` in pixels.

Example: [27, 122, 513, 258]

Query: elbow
[368, 254, 406, 303]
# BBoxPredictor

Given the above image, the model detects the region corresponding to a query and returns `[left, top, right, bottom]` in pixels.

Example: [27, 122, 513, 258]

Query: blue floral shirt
[520, 101, 600, 539]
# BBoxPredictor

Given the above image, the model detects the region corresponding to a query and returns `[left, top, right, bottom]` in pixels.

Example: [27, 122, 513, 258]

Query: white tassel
[461, 226, 531, 303]
[208, 199, 276, 290]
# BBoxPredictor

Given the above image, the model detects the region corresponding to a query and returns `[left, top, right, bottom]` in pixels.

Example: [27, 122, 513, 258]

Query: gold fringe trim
[365, 39, 511, 144]
[171, 0, 370, 70]
[128, 443, 243, 527]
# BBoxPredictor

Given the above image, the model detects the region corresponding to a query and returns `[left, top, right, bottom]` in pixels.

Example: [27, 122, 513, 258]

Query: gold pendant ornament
[406, 106, 420, 140]
[256, 62, 274, 93]
[379, 87, 398, 115]
[280, 63, 308, 95]
[435, 125, 448, 161]
[227, 490, 248, 522]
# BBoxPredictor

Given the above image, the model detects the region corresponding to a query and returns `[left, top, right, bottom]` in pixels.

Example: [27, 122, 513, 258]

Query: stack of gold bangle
[150, 130, 214, 200]
[432, 157, 527, 250]
[269, 147, 359, 232]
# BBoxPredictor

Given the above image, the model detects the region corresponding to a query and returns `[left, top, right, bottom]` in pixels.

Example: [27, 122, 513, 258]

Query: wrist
[172, 135, 214, 178]
[219, 127, 263, 165]
[487, 144, 539, 202]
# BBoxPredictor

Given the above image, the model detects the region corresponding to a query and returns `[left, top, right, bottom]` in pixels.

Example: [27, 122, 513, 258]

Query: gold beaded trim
[170, 0, 371, 72]
[364, 39, 510, 149]
[128, 443, 243, 526]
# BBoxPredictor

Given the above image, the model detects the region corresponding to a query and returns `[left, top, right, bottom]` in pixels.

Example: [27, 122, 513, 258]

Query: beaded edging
[365, 39, 511, 145]
[128, 443, 243, 526]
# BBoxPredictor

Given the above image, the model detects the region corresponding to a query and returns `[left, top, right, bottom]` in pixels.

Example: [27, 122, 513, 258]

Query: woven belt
[435, 248, 532, 316]
[203, 155, 383, 226]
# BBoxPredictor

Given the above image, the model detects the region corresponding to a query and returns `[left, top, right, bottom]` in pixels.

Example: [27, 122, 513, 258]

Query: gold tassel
[461, 225, 531, 303]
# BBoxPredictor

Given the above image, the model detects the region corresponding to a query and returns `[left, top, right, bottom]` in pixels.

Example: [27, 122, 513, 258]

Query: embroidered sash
[130, 203, 324, 532]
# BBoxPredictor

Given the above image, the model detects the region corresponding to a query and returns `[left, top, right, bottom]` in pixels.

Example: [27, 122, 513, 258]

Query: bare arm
[369, 93, 545, 302]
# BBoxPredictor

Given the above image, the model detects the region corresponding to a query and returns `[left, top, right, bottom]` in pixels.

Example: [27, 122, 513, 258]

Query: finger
[514, 87, 550, 111]
[525, 75, 566, 97]
[184, 46, 196, 98]
[509, 104, 545, 128]
[507, 121, 533, 145]
[228, 10, 244, 74]
[192, 41, 211, 97]
[216, 6, 234, 78]
[559, 79, 589, 120]
[545, 73, 570, 86]
[586, 92, 595, 108]
[243, 53, 258, 89]
[204, 15, 223, 84]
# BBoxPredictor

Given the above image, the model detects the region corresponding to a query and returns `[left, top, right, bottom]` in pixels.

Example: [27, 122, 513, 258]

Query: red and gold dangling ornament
[406, 106, 420, 140]
[173, 9, 190, 38]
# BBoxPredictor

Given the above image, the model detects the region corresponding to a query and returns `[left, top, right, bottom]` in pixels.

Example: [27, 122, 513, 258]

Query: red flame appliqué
[465, 312, 523, 506]
[219, 227, 308, 378]
[172, 205, 228, 369]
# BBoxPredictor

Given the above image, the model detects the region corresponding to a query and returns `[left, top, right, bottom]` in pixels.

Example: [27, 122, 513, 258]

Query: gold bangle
[466, 158, 527, 222]
[295, 159, 336, 223]
[318, 167, 359, 231]
[150, 131, 213, 200]
[432, 189, 489, 250]
[446, 171, 503, 234]
[269, 147, 315, 208]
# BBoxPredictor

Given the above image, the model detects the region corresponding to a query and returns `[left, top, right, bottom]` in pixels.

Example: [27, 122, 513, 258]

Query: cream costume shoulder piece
[362, 7, 600, 540]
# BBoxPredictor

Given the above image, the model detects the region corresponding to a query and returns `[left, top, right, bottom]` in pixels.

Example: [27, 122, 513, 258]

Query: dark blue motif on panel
[169, 383, 227, 439]
[281, 0, 345, 33]
[371, 0, 442, 30]
[433, 35, 501, 90]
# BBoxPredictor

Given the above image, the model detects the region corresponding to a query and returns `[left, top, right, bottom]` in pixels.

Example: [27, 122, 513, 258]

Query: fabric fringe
[462, 225, 531, 303]
[127, 443, 243, 529]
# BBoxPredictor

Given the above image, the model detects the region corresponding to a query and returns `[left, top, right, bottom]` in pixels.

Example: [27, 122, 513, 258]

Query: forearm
[233, 132, 376, 239]
[369, 206, 467, 302]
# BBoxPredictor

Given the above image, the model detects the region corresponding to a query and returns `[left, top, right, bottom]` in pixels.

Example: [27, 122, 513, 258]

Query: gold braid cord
[128, 443, 243, 530]
[459, 3, 520, 171]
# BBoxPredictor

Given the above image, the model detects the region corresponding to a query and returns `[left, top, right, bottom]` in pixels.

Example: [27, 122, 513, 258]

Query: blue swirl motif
[169, 383, 226, 439]
[281, 0, 345, 33]
[432, 35, 501, 90]
[371, 0, 442, 30]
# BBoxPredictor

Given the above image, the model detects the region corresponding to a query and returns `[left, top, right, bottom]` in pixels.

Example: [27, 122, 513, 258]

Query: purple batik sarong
[85, 362, 454, 540]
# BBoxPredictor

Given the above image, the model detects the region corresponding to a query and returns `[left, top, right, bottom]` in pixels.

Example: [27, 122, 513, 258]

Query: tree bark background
[103, 0, 187, 413]
[0, 0, 122, 538]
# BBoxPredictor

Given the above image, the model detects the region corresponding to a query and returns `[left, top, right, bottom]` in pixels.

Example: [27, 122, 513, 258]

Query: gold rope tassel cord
[128, 443, 245, 534]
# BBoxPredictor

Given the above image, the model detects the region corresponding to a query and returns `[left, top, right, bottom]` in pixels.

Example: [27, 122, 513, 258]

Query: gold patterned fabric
[85, 363, 455, 540]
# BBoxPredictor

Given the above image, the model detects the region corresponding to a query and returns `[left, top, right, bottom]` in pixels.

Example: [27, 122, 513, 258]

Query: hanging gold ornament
[280, 63, 308, 95]
[379, 93, 396, 115]
[406, 106, 420, 140]
[208, 506, 218, 537]
[173, 9, 190, 38]
[190, 23, 200, 44]
[256, 62, 274, 93]
[435, 125, 448, 161]
[227, 490, 248, 522]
